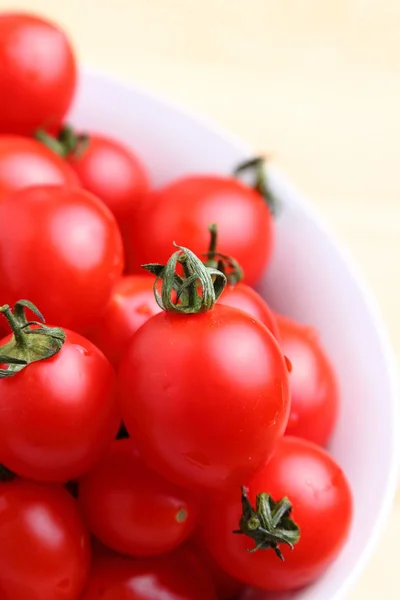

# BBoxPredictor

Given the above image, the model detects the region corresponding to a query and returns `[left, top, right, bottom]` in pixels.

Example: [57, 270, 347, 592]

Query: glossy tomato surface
[219, 282, 279, 338]
[81, 549, 217, 600]
[0, 13, 77, 135]
[276, 314, 339, 446]
[0, 329, 119, 482]
[118, 304, 290, 491]
[0, 136, 79, 202]
[0, 480, 90, 600]
[79, 439, 200, 557]
[67, 133, 149, 222]
[87, 275, 161, 368]
[127, 176, 273, 285]
[202, 436, 353, 591]
[0, 185, 124, 333]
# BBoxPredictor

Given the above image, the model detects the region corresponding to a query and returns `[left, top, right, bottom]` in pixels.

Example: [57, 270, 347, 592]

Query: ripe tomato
[118, 304, 290, 491]
[127, 176, 273, 285]
[0, 480, 90, 600]
[219, 283, 280, 338]
[81, 548, 217, 600]
[0, 136, 79, 203]
[79, 438, 200, 557]
[0, 185, 124, 333]
[67, 132, 149, 220]
[201, 436, 353, 591]
[86, 275, 161, 368]
[191, 540, 244, 600]
[275, 314, 339, 446]
[0, 327, 119, 482]
[0, 13, 77, 135]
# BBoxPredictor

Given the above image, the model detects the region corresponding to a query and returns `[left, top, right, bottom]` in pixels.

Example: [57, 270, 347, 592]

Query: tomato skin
[127, 176, 273, 285]
[86, 275, 161, 368]
[0, 480, 90, 600]
[0, 14, 76, 136]
[79, 438, 200, 557]
[219, 283, 280, 338]
[0, 329, 119, 482]
[191, 540, 244, 600]
[202, 436, 353, 591]
[0, 185, 124, 333]
[0, 136, 79, 202]
[118, 304, 290, 491]
[67, 134, 149, 221]
[81, 548, 217, 600]
[275, 314, 339, 446]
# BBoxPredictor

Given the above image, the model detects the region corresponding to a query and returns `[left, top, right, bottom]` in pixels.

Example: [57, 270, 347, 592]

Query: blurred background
[1, 0, 399, 597]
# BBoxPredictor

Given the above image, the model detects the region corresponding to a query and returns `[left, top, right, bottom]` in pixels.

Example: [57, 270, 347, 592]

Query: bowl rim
[79, 67, 400, 599]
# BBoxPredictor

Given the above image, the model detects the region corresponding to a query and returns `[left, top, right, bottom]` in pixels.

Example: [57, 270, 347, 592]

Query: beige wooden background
[1, 0, 399, 597]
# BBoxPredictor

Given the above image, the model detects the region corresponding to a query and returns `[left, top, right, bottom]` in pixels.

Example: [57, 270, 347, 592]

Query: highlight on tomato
[117, 244, 290, 491]
[275, 313, 339, 446]
[126, 157, 275, 285]
[81, 548, 218, 600]
[86, 274, 161, 368]
[79, 438, 200, 557]
[0, 479, 91, 600]
[0, 13, 77, 135]
[200, 436, 353, 591]
[0, 300, 119, 482]
[36, 125, 150, 226]
[0, 136, 79, 203]
[0, 184, 124, 333]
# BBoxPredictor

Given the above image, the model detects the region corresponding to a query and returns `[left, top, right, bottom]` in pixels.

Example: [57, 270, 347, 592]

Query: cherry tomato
[202, 436, 353, 591]
[0, 480, 90, 600]
[81, 548, 217, 600]
[0, 13, 77, 136]
[66, 133, 149, 222]
[0, 185, 124, 333]
[191, 540, 244, 600]
[275, 313, 339, 446]
[86, 275, 161, 368]
[0, 328, 119, 482]
[219, 283, 280, 338]
[79, 438, 200, 557]
[127, 176, 273, 285]
[0, 136, 79, 203]
[118, 304, 290, 491]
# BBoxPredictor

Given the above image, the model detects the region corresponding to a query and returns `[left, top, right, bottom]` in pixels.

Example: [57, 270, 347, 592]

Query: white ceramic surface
[69, 69, 399, 600]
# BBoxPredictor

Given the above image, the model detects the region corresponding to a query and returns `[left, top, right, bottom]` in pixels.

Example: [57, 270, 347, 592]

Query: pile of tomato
[0, 11, 353, 600]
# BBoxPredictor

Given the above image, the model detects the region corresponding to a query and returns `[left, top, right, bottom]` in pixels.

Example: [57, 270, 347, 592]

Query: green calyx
[0, 300, 65, 378]
[233, 156, 279, 215]
[143, 243, 226, 314]
[35, 124, 89, 159]
[204, 223, 244, 286]
[234, 486, 300, 560]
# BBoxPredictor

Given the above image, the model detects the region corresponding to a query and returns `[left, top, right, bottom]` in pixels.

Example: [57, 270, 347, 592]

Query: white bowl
[69, 69, 399, 600]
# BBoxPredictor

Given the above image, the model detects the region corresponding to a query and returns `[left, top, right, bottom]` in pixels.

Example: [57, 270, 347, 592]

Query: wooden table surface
[1, 0, 399, 597]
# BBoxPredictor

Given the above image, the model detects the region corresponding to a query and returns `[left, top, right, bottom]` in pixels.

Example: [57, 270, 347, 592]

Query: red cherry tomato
[81, 549, 217, 600]
[219, 282, 280, 338]
[86, 275, 161, 368]
[0, 329, 119, 482]
[67, 133, 149, 222]
[79, 438, 200, 557]
[275, 314, 339, 446]
[127, 176, 273, 285]
[202, 436, 353, 591]
[0, 480, 90, 600]
[0, 136, 79, 202]
[0, 13, 77, 135]
[0, 185, 124, 333]
[118, 304, 290, 491]
[191, 540, 244, 600]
